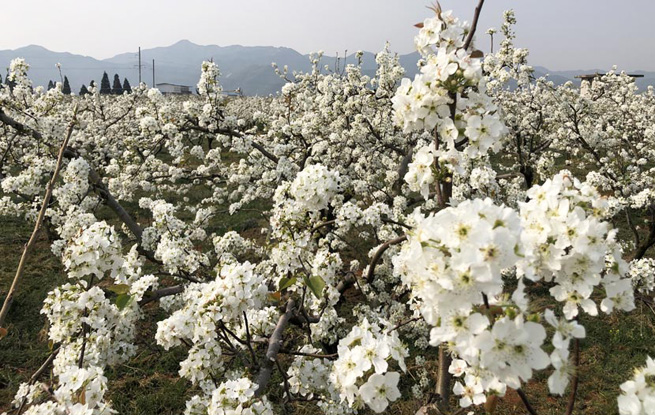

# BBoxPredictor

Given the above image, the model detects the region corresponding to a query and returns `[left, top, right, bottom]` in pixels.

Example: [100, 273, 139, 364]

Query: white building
[156, 83, 192, 95]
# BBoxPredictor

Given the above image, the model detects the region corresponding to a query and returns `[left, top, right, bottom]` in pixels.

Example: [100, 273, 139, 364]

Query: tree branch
[254, 299, 295, 397]
[0, 108, 44, 141]
[138, 285, 184, 306]
[183, 118, 279, 164]
[462, 0, 486, 51]
[393, 148, 414, 196]
[243, 311, 259, 368]
[365, 235, 407, 283]
[516, 388, 538, 415]
[436, 344, 452, 412]
[565, 338, 581, 415]
[633, 207, 655, 260]
[16, 347, 60, 415]
[63, 147, 160, 264]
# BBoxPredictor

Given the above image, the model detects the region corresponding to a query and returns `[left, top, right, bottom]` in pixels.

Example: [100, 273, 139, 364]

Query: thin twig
[219, 321, 248, 346]
[275, 359, 291, 414]
[517, 388, 538, 415]
[387, 316, 422, 333]
[16, 347, 60, 414]
[311, 220, 336, 233]
[243, 311, 259, 368]
[78, 312, 89, 368]
[462, 0, 486, 51]
[0, 105, 78, 332]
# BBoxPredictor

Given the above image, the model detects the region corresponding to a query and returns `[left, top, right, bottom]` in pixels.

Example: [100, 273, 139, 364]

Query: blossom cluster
[11, 365, 112, 415]
[618, 356, 655, 415]
[630, 258, 655, 295]
[155, 261, 268, 389]
[207, 378, 273, 415]
[330, 319, 408, 412]
[393, 7, 507, 200]
[518, 172, 635, 318]
[62, 221, 123, 280]
[394, 171, 635, 406]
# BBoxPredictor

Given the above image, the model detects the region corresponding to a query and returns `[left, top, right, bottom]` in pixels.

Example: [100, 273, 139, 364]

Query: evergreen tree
[100, 72, 111, 94]
[62, 76, 71, 95]
[111, 74, 123, 95]
[47, 80, 55, 90]
[89, 80, 96, 89]
[5, 73, 15, 91]
[79, 84, 89, 96]
[122, 78, 132, 93]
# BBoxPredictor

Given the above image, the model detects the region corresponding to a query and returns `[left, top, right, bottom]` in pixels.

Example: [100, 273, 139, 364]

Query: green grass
[0, 216, 64, 410]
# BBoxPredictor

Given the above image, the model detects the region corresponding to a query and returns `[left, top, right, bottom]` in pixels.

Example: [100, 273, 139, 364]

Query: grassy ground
[0, 196, 271, 413]
[1, 209, 655, 414]
[0, 216, 64, 410]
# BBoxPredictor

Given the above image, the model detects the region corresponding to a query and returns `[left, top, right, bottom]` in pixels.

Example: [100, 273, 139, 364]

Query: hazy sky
[2, 0, 655, 71]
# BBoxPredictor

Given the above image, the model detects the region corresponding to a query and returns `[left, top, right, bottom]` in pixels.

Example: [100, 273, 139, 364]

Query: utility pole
[138, 47, 142, 84]
[152, 59, 155, 88]
[486, 28, 496, 54]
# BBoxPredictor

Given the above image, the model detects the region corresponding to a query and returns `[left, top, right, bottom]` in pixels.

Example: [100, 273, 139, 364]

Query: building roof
[156, 83, 191, 88]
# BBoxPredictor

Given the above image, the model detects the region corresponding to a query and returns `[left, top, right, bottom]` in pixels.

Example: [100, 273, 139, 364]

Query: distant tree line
[44, 71, 132, 96]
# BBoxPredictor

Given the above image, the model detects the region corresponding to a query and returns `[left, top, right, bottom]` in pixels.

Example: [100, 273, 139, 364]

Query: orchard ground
[1, 187, 654, 415]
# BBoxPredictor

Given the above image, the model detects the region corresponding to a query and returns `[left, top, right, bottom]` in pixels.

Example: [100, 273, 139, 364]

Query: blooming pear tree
[0, 1, 653, 415]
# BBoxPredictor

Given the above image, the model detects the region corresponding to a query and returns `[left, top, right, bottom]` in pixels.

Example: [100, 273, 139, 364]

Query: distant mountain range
[1, 41, 654, 95]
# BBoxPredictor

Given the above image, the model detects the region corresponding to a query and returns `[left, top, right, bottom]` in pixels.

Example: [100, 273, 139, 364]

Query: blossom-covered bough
[0, 1, 653, 414]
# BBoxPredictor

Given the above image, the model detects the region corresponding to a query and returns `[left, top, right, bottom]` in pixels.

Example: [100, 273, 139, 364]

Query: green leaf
[305, 275, 325, 299]
[278, 277, 297, 291]
[115, 294, 132, 310]
[107, 284, 130, 295]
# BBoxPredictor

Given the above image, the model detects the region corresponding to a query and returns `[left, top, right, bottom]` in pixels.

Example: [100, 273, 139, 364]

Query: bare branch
[138, 285, 184, 306]
[16, 348, 60, 414]
[435, 344, 452, 412]
[516, 388, 538, 415]
[565, 338, 581, 415]
[183, 119, 279, 164]
[462, 0, 486, 51]
[633, 207, 655, 260]
[365, 235, 407, 283]
[387, 316, 422, 333]
[0, 108, 44, 141]
[254, 299, 296, 397]
[0, 105, 78, 332]
[243, 311, 259, 368]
